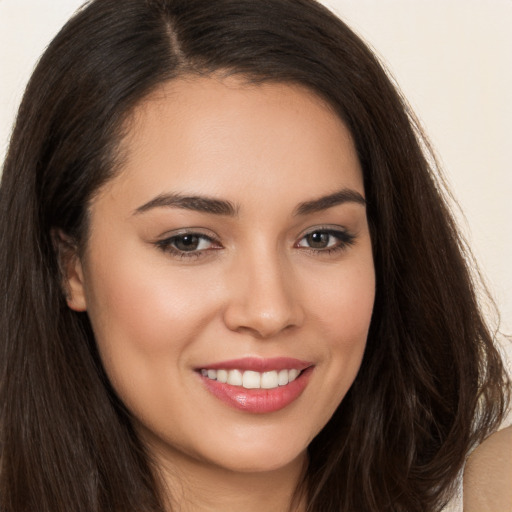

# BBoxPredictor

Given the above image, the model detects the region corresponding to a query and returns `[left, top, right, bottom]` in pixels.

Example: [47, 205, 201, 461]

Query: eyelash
[155, 232, 220, 260]
[155, 227, 356, 260]
[296, 228, 356, 255]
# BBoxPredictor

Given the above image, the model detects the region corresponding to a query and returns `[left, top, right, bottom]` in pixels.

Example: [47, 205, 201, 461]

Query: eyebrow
[293, 188, 366, 216]
[134, 193, 239, 216]
[133, 187, 365, 217]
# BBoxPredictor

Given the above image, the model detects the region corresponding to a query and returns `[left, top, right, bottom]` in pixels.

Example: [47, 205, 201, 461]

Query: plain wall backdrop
[1, 1, 511, 370]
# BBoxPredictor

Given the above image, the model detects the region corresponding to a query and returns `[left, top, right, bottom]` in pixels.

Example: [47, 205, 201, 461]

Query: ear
[51, 229, 88, 312]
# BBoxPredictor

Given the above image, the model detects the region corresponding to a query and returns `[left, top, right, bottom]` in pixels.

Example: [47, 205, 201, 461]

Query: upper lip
[197, 357, 313, 372]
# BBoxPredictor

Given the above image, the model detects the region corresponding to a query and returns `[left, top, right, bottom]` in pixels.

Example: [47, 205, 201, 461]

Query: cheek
[81, 246, 219, 382]
[81, 249, 226, 439]
[309, 255, 375, 345]
[304, 253, 375, 410]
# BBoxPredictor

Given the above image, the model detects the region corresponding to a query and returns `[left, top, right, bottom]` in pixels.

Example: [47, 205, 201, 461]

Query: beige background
[1, 1, 511, 364]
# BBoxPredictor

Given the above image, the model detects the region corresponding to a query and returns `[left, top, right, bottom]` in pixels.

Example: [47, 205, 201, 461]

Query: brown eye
[172, 234, 202, 252]
[297, 228, 356, 253]
[305, 231, 330, 249]
[156, 233, 219, 256]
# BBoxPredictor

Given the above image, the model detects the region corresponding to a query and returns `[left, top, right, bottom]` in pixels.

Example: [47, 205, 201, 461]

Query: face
[66, 76, 375, 476]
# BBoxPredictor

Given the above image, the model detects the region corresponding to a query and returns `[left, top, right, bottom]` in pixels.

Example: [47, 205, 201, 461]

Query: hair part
[1, 1, 509, 511]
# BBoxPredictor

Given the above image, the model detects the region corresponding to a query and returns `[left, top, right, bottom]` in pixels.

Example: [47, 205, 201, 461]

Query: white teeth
[278, 369, 289, 386]
[226, 369, 243, 386]
[289, 369, 299, 382]
[216, 369, 228, 383]
[261, 371, 278, 389]
[242, 371, 261, 389]
[201, 368, 302, 389]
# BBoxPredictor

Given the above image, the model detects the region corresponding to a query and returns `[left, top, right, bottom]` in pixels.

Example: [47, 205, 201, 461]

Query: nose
[222, 248, 304, 339]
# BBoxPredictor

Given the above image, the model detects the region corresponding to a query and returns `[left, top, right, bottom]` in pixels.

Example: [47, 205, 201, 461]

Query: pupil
[307, 232, 329, 248]
[175, 235, 199, 251]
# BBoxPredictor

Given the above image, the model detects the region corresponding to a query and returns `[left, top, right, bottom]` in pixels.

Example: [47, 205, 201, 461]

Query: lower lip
[199, 367, 313, 414]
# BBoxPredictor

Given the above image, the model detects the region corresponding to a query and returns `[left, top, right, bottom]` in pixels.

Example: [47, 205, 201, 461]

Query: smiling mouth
[200, 368, 302, 390]
[197, 357, 313, 413]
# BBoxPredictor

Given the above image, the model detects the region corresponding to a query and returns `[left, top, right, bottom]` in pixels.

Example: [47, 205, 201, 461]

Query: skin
[463, 425, 512, 511]
[64, 76, 376, 511]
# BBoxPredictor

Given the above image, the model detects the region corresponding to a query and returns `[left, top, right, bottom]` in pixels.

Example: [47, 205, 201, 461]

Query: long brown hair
[0, 1, 509, 511]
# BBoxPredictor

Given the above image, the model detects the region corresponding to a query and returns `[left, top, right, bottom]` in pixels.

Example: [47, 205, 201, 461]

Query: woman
[0, 0, 509, 511]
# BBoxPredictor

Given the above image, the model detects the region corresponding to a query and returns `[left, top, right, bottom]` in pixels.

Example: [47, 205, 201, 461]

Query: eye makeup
[153, 225, 356, 261]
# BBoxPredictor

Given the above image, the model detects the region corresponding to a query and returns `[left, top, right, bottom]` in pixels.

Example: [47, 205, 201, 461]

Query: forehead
[95, 75, 363, 213]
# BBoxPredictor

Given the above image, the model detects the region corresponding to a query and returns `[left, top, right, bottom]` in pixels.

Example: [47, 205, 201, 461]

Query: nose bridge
[223, 242, 303, 338]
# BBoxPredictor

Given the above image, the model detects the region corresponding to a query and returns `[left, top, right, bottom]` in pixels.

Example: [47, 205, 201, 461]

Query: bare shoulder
[463, 425, 512, 511]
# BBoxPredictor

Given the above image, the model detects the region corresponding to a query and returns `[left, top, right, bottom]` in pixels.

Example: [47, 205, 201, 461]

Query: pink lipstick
[197, 357, 313, 413]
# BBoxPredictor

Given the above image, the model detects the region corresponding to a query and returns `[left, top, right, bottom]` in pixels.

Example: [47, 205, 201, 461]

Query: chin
[197, 435, 309, 474]
[210, 450, 306, 475]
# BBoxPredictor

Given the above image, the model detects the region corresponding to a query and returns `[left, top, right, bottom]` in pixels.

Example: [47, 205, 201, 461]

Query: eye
[155, 232, 221, 258]
[169, 234, 211, 252]
[296, 228, 355, 253]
